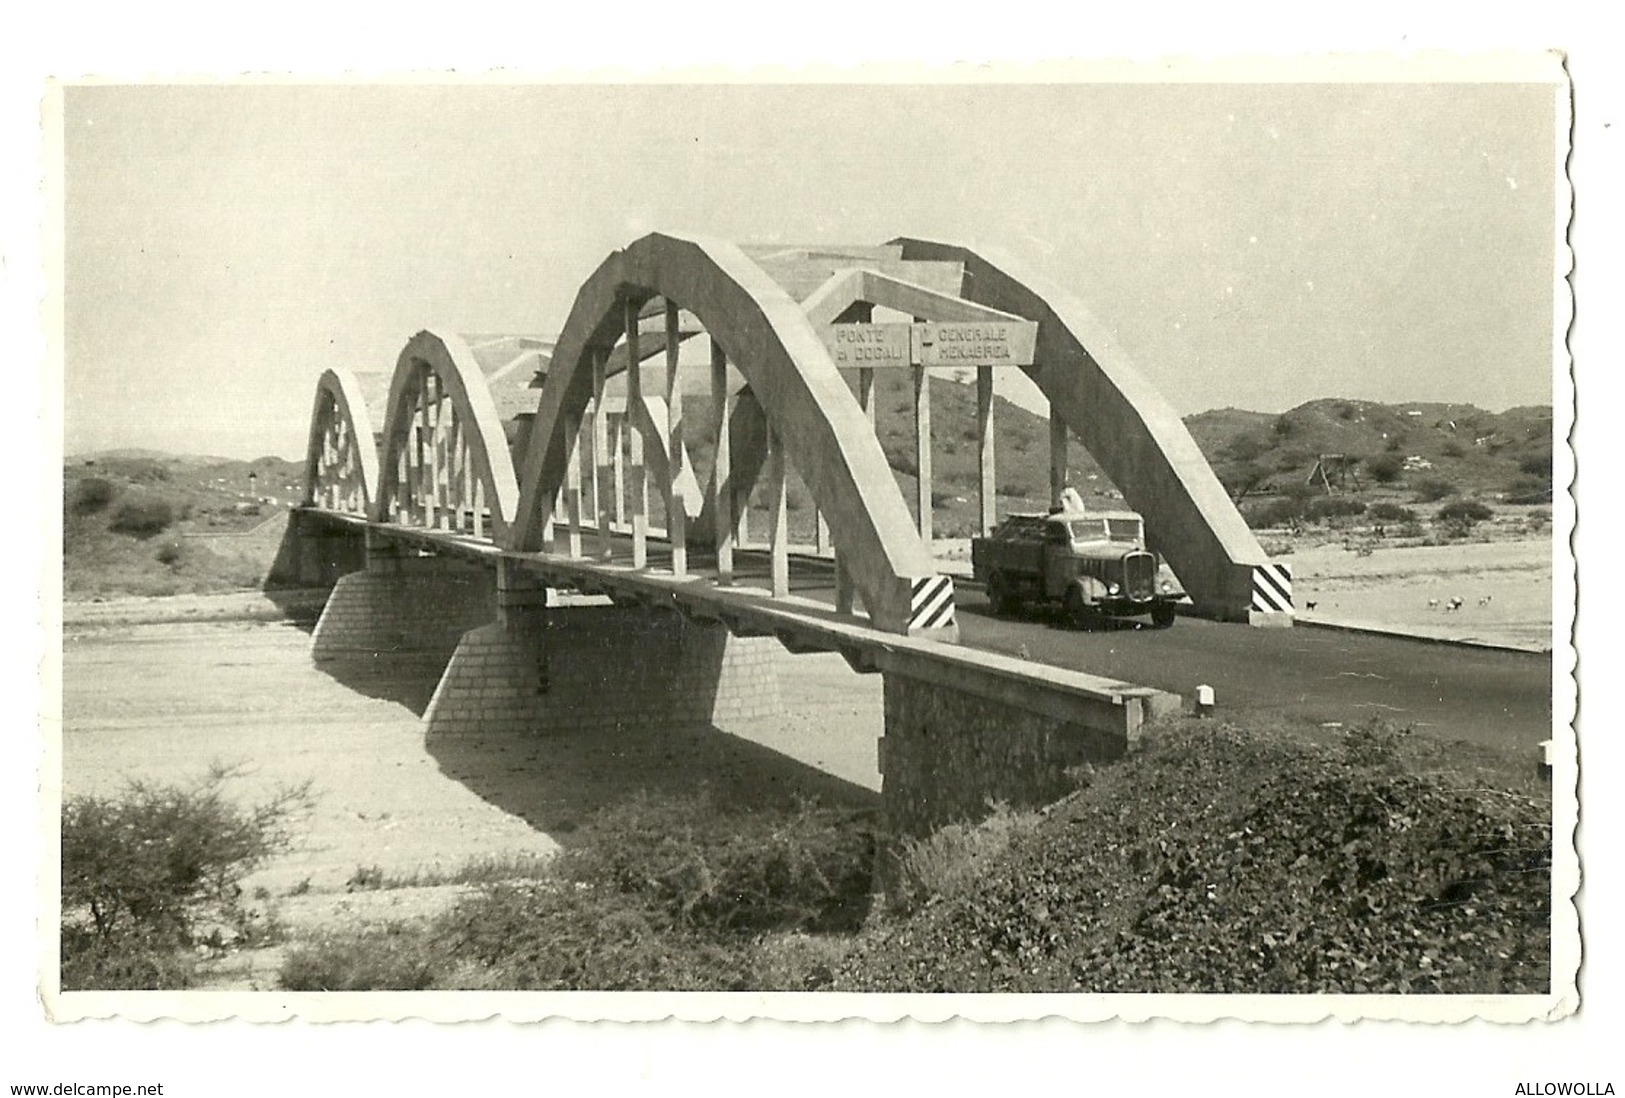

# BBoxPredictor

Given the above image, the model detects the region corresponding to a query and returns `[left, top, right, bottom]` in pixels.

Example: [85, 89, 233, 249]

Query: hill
[63, 452, 305, 598]
[59, 386, 1554, 600]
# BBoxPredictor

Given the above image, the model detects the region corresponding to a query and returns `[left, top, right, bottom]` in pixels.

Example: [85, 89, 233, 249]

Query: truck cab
[970, 507, 1184, 628]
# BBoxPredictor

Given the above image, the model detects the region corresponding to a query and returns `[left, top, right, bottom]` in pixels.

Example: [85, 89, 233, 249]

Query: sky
[60, 78, 1562, 459]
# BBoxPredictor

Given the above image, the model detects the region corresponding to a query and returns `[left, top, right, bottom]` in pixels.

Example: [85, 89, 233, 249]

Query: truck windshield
[1107, 518, 1142, 541]
[1067, 520, 1107, 541]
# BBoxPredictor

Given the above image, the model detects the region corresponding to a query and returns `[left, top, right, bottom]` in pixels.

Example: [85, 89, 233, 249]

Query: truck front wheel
[988, 572, 1015, 616]
[1065, 586, 1098, 630]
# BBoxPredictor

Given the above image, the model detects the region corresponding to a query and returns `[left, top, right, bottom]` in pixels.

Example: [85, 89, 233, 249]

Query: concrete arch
[373, 329, 522, 539]
[510, 231, 940, 634]
[891, 237, 1270, 617]
[303, 366, 380, 515]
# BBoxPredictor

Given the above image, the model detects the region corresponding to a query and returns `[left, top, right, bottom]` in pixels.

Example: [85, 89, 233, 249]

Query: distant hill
[61, 384, 1555, 601]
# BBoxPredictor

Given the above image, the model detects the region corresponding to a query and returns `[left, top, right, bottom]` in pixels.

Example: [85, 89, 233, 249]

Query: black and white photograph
[9, 17, 1615, 1097]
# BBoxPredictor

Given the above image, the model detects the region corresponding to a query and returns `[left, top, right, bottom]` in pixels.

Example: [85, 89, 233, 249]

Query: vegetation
[108, 490, 178, 537]
[1367, 453, 1404, 484]
[264, 717, 1550, 996]
[1438, 499, 1495, 527]
[279, 792, 876, 992]
[60, 766, 311, 989]
[832, 719, 1550, 994]
[63, 453, 303, 598]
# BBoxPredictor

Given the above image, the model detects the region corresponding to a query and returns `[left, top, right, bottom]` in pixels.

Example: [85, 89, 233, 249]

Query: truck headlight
[1161, 581, 1173, 592]
[1107, 583, 1120, 596]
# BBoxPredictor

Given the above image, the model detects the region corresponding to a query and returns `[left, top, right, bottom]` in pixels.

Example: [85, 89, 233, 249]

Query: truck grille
[1123, 552, 1156, 599]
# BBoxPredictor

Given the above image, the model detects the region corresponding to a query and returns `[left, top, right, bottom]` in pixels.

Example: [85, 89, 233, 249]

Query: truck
[970, 506, 1184, 629]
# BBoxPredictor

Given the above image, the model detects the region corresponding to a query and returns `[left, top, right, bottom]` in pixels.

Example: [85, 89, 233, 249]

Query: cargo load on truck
[970, 502, 1184, 629]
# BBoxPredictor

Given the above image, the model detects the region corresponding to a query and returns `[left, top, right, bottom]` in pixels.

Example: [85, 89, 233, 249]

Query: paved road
[717, 548, 1554, 752]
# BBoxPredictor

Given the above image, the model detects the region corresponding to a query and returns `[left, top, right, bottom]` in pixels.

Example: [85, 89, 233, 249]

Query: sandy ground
[60, 619, 883, 989]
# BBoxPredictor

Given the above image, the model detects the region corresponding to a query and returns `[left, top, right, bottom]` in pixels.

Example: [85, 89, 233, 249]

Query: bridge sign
[818, 320, 1037, 368]
[914, 321, 1036, 367]
[820, 322, 911, 366]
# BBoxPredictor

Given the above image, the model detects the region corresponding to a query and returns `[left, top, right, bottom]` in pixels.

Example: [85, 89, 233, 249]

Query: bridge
[278, 233, 1291, 834]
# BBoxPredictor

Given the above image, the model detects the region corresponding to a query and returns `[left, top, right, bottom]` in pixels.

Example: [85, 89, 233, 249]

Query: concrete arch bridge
[283, 232, 1285, 834]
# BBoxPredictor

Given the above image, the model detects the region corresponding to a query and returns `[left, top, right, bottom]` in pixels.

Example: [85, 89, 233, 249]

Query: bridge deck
[309, 510, 1174, 726]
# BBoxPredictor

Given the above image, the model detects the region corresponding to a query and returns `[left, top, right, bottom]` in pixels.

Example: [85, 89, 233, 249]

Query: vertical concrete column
[977, 365, 996, 535]
[610, 413, 626, 531]
[591, 350, 612, 559]
[766, 426, 789, 599]
[711, 340, 735, 585]
[564, 411, 583, 558]
[666, 299, 688, 577]
[626, 299, 648, 569]
[913, 360, 933, 543]
[1049, 401, 1069, 510]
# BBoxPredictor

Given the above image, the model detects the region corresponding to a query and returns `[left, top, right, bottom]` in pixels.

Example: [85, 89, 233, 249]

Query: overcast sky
[61, 79, 1560, 459]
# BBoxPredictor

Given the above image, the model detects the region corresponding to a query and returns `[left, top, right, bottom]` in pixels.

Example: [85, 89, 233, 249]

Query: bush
[109, 491, 177, 537]
[1244, 496, 1306, 530]
[71, 477, 118, 515]
[1367, 502, 1417, 524]
[566, 792, 875, 935]
[61, 767, 311, 989]
[1413, 477, 1455, 503]
[1519, 450, 1553, 478]
[279, 791, 876, 992]
[1366, 454, 1404, 484]
[835, 720, 1550, 995]
[1241, 497, 1306, 532]
[892, 802, 1042, 915]
[1307, 497, 1367, 523]
[1442, 440, 1466, 458]
[278, 921, 441, 991]
[1437, 499, 1494, 526]
[154, 541, 184, 566]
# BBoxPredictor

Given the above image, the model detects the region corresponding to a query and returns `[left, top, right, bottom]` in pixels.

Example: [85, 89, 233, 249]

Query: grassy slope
[63, 453, 304, 598]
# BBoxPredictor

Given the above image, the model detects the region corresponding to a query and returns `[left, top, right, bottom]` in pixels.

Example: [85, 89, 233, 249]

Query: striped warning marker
[909, 575, 956, 631]
[1251, 562, 1293, 614]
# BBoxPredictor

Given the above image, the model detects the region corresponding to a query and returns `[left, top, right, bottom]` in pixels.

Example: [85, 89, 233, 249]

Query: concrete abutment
[877, 654, 1182, 837]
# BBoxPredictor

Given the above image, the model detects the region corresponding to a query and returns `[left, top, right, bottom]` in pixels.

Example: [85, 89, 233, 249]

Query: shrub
[278, 921, 441, 991]
[1437, 499, 1494, 526]
[1384, 436, 1403, 452]
[154, 541, 184, 566]
[1366, 454, 1404, 484]
[1519, 450, 1553, 478]
[892, 802, 1042, 915]
[1504, 474, 1552, 500]
[278, 791, 876, 992]
[71, 477, 118, 515]
[1413, 477, 1455, 503]
[1307, 497, 1367, 523]
[1244, 497, 1306, 530]
[61, 767, 311, 989]
[566, 792, 875, 935]
[1367, 502, 1417, 524]
[109, 491, 177, 537]
[1442, 440, 1466, 458]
